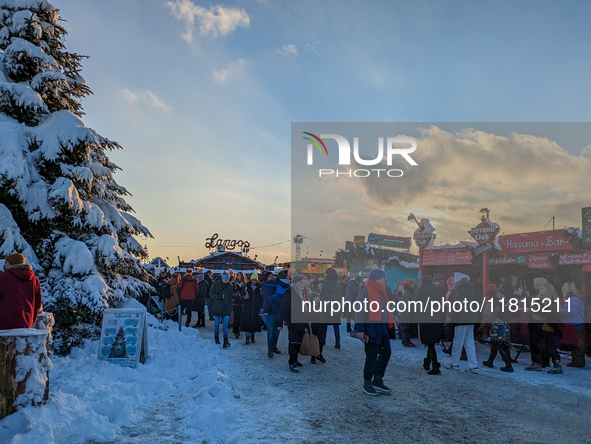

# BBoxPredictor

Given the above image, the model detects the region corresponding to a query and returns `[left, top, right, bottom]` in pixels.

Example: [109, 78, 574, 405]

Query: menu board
[98, 308, 147, 368]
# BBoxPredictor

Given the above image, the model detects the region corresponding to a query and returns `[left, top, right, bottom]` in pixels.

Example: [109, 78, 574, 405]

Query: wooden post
[0, 313, 54, 420]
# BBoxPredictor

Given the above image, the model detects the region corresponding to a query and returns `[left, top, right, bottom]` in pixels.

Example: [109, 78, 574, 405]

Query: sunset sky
[51, 0, 591, 265]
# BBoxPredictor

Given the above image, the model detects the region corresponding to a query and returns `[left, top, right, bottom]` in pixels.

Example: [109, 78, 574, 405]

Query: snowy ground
[1, 317, 590, 444]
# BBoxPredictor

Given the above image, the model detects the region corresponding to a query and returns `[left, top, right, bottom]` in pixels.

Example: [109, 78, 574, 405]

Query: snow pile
[0, 325, 242, 444]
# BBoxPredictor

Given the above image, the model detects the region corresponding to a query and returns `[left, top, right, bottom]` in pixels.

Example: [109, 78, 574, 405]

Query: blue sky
[51, 0, 591, 264]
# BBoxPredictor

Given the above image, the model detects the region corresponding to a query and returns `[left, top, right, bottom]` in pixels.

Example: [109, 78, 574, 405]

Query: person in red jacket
[178, 269, 198, 327]
[0, 253, 42, 330]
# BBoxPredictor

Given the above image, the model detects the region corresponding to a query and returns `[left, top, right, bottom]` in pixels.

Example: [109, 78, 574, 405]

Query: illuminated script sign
[205, 233, 251, 250]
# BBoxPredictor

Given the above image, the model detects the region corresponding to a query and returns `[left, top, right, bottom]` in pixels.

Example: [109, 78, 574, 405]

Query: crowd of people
[152, 265, 589, 396]
[0, 248, 586, 398]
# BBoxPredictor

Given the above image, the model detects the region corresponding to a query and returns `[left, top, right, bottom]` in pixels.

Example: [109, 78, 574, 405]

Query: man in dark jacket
[445, 272, 480, 372]
[416, 275, 444, 375]
[281, 275, 310, 373]
[210, 271, 234, 348]
[0, 253, 42, 330]
[355, 269, 393, 396]
[261, 273, 290, 358]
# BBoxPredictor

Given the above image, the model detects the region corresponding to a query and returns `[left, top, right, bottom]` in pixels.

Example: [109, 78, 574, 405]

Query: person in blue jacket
[355, 269, 393, 396]
[261, 271, 290, 358]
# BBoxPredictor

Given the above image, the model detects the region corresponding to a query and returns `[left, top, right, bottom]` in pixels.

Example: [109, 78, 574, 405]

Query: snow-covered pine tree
[0, 0, 154, 354]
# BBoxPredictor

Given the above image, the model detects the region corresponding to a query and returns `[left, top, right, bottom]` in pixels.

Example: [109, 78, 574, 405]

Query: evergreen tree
[0, 0, 153, 354]
[109, 327, 128, 359]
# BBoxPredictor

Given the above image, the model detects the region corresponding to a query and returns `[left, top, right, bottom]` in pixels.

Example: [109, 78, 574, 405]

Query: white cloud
[212, 59, 246, 84]
[276, 44, 298, 57]
[119, 88, 139, 103]
[167, 0, 250, 42]
[118, 88, 172, 111]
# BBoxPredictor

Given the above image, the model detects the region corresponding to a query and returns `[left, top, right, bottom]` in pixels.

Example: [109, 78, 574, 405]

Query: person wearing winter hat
[281, 275, 311, 373]
[0, 253, 43, 330]
[261, 270, 290, 358]
[481, 283, 513, 372]
[193, 274, 207, 327]
[355, 268, 393, 396]
[210, 271, 234, 348]
[178, 269, 198, 328]
[240, 273, 264, 344]
[416, 275, 445, 375]
[444, 272, 480, 373]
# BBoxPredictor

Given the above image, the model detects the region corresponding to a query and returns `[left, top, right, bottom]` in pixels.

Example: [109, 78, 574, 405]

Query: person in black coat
[416, 276, 444, 375]
[318, 268, 342, 352]
[204, 270, 214, 320]
[240, 275, 264, 344]
[280, 275, 312, 373]
[193, 274, 207, 327]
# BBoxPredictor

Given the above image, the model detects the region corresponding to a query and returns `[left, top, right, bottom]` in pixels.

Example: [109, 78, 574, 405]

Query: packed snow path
[111, 321, 590, 444]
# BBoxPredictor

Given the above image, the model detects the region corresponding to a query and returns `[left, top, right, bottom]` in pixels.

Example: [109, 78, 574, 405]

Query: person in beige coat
[164, 273, 181, 322]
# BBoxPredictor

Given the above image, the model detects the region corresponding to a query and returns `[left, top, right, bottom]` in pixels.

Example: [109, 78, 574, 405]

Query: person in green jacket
[211, 271, 234, 348]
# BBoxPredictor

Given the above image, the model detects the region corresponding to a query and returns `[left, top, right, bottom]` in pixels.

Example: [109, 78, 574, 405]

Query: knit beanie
[368, 269, 385, 281]
[5, 253, 25, 265]
[250, 273, 259, 281]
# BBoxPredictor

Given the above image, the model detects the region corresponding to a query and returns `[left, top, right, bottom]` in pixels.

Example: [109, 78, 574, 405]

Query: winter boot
[500, 364, 514, 372]
[428, 362, 441, 375]
[251, 334, 256, 344]
[335, 342, 341, 349]
[317, 354, 326, 363]
[295, 360, 303, 367]
[310, 356, 316, 364]
[268, 351, 274, 358]
[235, 333, 240, 339]
[245, 337, 250, 345]
[346, 323, 352, 333]
[273, 348, 282, 354]
[372, 376, 392, 394]
[362, 380, 378, 396]
[215, 336, 220, 345]
[289, 363, 299, 373]
[547, 363, 563, 374]
[525, 363, 542, 372]
[482, 360, 494, 368]
[223, 340, 231, 349]
[423, 358, 431, 371]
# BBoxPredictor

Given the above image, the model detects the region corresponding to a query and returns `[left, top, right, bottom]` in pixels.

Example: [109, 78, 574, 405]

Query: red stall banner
[527, 253, 552, 269]
[422, 247, 473, 266]
[497, 230, 572, 254]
